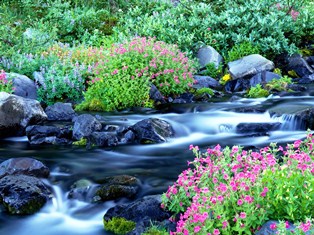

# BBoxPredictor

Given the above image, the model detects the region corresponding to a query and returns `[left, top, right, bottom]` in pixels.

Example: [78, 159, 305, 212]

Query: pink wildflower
[270, 223, 277, 230]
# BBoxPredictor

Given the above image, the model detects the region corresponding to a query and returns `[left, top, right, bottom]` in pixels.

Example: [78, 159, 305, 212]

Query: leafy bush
[226, 41, 260, 63]
[35, 56, 90, 105]
[77, 37, 196, 111]
[266, 76, 293, 92]
[115, 0, 314, 58]
[0, 70, 13, 93]
[103, 217, 136, 235]
[247, 84, 270, 98]
[162, 132, 314, 234]
[203, 62, 223, 79]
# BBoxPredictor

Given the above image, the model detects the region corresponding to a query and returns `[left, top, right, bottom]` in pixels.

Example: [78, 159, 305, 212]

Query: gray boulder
[90, 132, 118, 147]
[68, 179, 100, 202]
[11, 73, 37, 99]
[228, 54, 274, 80]
[0, 175, 51, 214]
[26, 125, 72, 145]
[287, 54, 313, 78]
[249, 71, 281, 88]
[103, 195, 173, 235]
[130, 118, 174, 144]
[45, 102, 76, 121]
[197, 46, 223, 69]
[0, 92, 47, 138]
[0, 157, 49, 179]
[236, 122, 281, 135]
[95, 175, 140, 202]
[193, 75, 222, 90]
[72, 114, 102, 140]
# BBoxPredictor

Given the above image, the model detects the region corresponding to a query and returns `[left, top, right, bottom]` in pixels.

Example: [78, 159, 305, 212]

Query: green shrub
[247, 84, 269, 98]
[203, 62, 223, 79]
[115, 0, 314, 58]
[194, 87, 214, 96]
[142, 224, 169, 235]
[35, 56, 90, 105]
[77, 37, 196, 112]
[103, 217, 136, 235]
[266, 76, 293, 92]
[226, 41, 260, 62]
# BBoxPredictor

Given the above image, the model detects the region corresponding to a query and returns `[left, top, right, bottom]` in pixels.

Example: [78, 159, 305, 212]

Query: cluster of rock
[0, 156, 174, 234]
[0, 93, 174, 146]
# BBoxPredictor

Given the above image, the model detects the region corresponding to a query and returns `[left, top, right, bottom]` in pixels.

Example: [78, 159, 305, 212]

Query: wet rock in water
[10, 73, 37, 100]
[89, 132, 118, 147]
[0, 92, 47, 138]
[72, 114, 102, 140]
[228, 54, 274, 80]
[225, 78, 250, 92]
[0, 175, 51, 214]
[249, 71, 281, 88]
[104, 195, 174, 235]
[287, 54, 314, 78]
[26, 125, 73, 145]
[45, 102, 76, 121]
[68, 179, 100, 202]
[120, 130, 136, 145]
[0, 157, 49, 179]
[236, 122, 281, 135]
[149, 85, 166, 105]
[172, 92, 194, 104]
[130, 118, 174, 144]
[196, 46, 223, 69]
[95, 175, 140, 202]
[297, 73, 314, 84]
[193, 75, 222, 90]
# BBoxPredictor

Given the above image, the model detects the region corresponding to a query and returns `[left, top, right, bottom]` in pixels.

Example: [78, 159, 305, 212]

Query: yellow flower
[222, 73, 231, 82]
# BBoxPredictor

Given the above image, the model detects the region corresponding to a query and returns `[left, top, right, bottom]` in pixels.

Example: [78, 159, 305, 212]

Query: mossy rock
[103, 217, 136, 235]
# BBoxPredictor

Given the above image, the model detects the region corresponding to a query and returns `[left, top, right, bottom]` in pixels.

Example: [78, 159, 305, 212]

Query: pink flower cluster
[163, 133, 314, 234]
[0, 70, 8, 84]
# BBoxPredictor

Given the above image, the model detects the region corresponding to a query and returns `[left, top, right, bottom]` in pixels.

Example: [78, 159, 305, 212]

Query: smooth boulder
[130, 118, 174, 144]
[0, 175, 51, 214]
[0, 92, 47, 138]
[96, 175, 140, 202]
[11, 73, 37, 99]
[197, 46, 223, 69]
[228, 54, 274, 80]
[0, 157, 49, 179]
[72, 114, 102, 140]
[45, 102, 76, 121]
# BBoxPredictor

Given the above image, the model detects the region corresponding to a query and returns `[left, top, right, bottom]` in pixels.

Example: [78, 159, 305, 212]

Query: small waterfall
[271, 114, 300, 131]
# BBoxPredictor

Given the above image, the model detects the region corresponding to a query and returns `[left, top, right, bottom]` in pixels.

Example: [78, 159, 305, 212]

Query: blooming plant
[162, 132, 314, 235]
[0, 70, 13, 93]
[77, 37, 195, 111]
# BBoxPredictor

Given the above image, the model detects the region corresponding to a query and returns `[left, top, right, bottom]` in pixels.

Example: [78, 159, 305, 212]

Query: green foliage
[72, 138, 87, 146]
[226, 41, 260, 63]
[35, 55, 90, 105]
[77, 37, 195, 112]
[0, 70, 13, 93]
[203, 62, 223, 79]
[266, 76, 293, 92]
[103, 217, 136, 235]
[247, 84, 269, 98]
[194, 87, 214, 96]
[162, 133, 314, 234]
[115, 0, 314, 58]
[142, 224, 169, 235]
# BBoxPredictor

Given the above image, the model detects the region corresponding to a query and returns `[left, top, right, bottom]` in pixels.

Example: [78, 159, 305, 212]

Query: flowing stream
[0, 92, 314, 235]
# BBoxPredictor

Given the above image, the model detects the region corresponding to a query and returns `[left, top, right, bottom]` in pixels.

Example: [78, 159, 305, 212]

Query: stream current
[0, 92, 314, 235]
